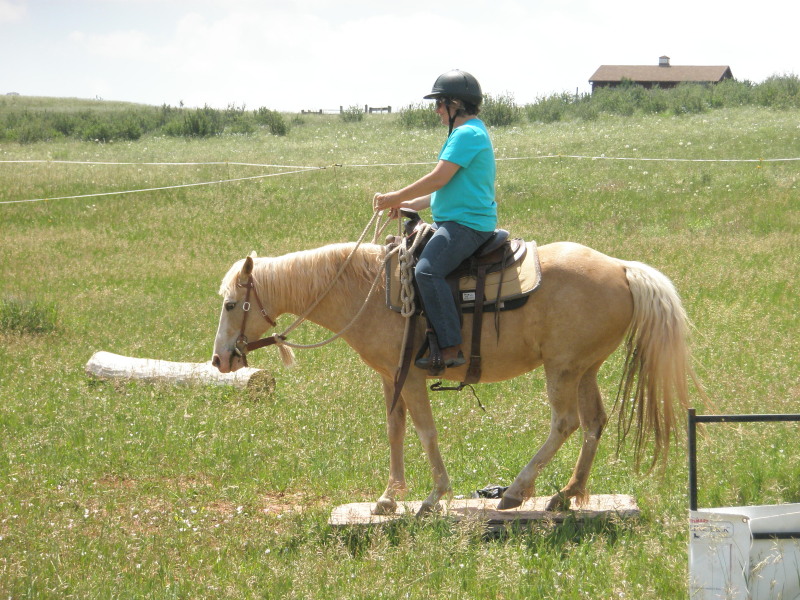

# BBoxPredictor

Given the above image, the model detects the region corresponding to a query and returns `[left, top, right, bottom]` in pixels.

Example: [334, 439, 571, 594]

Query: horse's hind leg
[545, 364, 608, 511]
[497, 366, 581, 510]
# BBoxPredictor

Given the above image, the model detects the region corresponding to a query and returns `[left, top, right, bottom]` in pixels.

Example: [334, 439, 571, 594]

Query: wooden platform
[329, 494, 639, 527]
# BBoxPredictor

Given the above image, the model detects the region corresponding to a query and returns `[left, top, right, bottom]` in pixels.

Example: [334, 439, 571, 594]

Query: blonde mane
[219, 242, 385, 303]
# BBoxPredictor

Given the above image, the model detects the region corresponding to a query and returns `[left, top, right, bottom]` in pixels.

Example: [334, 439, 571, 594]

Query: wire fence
[1, 153, 798, 206]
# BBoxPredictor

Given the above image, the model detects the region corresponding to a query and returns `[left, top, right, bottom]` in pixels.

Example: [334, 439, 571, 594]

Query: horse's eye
[225, 302, 236, 312]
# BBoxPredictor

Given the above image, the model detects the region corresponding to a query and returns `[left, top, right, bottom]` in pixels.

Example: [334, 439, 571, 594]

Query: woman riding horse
[373, 70, 497, 370]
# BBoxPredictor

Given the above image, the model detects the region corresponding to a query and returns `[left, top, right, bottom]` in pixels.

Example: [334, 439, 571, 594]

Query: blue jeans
[415, 221, 494, 349]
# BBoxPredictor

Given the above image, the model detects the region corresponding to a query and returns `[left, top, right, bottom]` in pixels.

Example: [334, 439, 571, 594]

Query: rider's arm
[399, 195, 431, 212]
[373, 160, 459, 212]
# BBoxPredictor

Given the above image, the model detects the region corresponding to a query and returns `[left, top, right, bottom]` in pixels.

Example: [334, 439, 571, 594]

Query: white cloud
[69, 29, 154, 60]
[0, 0, 26, 23]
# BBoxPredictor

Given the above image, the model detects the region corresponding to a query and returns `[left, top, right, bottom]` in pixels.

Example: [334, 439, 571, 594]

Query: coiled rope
[397, 222, 431, 318]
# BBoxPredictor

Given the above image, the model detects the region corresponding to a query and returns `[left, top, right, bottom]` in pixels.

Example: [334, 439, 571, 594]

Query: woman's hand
[373, 160, 457, 214]
[373, 191, 400, 213]
[373, 193, 432, 219]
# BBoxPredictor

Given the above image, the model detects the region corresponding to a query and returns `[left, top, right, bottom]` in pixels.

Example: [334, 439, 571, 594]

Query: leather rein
[232, 275, 283, 366]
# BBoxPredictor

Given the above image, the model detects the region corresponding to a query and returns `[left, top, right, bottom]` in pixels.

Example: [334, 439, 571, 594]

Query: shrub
[398, 103, 440, 129]
[254, 107, 288, 136]
[226, 120, 255, 135]
[339, 105, 364, 123]
[525, 93, 573, 123]
[13, 119, 58, 143]
[164, 106, 224, 137]
[224, 103, 247, 123]
[754, 74, 800, 109]
[481, 93, 521, 127]
[117, 115, 144, 140]
[667, 83, 709, 115]
[592, 84, 638, 116]
[710, 79, 753, 108]
[571, 97, 599, 121]
[222, 103, 255, 135]
[78, 113, 144, 142]
[639, 88, 669, 114]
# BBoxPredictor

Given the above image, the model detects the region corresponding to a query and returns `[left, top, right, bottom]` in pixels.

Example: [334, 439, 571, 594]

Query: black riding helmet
[424, 70, 483, 134]
[424, 69, 483, 106]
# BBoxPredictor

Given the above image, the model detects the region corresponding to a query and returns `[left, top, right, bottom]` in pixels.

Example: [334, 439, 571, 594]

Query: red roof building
[589, 56, 734, 91]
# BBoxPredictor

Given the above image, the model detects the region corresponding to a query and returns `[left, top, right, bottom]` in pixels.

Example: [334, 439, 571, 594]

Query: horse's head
[211, 252, 279, 373]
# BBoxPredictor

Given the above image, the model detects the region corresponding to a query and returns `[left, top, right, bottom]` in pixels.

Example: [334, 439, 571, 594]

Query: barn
[589, 56, 734, 92]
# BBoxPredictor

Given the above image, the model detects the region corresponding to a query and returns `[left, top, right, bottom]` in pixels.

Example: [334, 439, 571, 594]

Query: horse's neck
[260, 243, 381, 329]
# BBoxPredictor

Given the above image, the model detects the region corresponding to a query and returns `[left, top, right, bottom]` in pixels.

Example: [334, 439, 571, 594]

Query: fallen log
[85, 350, 274, 393]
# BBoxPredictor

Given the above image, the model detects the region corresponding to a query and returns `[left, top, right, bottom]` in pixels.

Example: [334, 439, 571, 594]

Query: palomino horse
[212, 240, 695, 515]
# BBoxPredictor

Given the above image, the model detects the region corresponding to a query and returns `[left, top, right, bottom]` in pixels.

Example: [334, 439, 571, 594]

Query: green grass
[0, 101, 798, 598]
[0, 297, 59, 334]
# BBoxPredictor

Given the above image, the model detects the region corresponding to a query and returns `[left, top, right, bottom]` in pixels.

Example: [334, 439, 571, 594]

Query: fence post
[688, 408, 698, 510]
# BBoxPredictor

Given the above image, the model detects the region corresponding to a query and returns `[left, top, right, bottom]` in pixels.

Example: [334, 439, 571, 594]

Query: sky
[2, 0, 798, 112]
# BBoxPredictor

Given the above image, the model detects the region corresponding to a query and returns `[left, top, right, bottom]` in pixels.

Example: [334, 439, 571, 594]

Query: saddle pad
[386, 240, 542, 313]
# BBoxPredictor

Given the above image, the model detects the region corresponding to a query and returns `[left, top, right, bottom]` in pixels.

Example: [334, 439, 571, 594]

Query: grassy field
[1, 101, 798, 598]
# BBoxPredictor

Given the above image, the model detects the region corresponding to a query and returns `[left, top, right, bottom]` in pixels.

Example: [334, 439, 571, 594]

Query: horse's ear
[240, 255, 253, 277]
[239, 255, 254, 284]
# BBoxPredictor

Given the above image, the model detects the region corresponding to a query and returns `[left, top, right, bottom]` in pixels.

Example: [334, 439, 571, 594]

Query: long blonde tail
[616, 260, 698, 470]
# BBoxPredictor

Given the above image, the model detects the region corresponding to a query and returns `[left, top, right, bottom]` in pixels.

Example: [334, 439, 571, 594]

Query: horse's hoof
[496, 494, 523, 510]
[372, 497, 397, 516]
[545, 493, 571, 512]
[416, 500, 447, 517]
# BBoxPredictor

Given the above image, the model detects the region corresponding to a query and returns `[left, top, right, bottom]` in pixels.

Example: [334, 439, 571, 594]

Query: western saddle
[384, 211, 539, 405]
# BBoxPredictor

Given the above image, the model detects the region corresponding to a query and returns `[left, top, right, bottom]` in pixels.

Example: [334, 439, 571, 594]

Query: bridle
[231, 275, 283, 366]
[225, 209, 392, 368]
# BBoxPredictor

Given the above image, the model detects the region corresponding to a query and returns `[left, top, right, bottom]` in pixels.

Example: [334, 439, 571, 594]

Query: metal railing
[687, 408, 800, 539]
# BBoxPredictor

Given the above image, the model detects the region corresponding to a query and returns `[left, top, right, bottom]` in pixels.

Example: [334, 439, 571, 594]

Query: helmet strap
[446, 100, 459, 135]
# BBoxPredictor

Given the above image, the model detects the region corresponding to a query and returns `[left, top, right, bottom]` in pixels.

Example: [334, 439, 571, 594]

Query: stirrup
[414, 329, 445, 375]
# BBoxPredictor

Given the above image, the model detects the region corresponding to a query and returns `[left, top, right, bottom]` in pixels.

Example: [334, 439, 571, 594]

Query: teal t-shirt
[430, 118, 497, 232]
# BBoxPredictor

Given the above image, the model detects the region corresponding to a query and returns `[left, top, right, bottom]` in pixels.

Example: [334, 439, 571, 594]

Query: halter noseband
[232, 275, 281, 366]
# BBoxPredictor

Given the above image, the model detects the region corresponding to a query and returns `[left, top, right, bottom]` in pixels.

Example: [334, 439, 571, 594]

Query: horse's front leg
[373, 377, 408, 515]
[402, 376, 451, 516]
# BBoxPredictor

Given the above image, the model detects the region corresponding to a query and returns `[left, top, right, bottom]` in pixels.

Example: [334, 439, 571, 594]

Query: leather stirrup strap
[494, 243, 511, 340]
[390, 314, 418, 414]
[465, 264, 488, 384]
